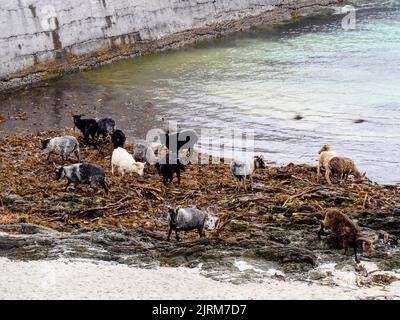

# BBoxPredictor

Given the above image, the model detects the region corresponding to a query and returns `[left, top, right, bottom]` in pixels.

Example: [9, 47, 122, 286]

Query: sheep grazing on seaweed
[317, 144, 337, 183]
[112, 130, 126, 149]
[326, 156, 366, 184]
[55, 163, 109, 194]
[167, 207, 206, 241]
[134, 143, 158, 165]
[96, 117, 116, 141]
[155, 155, 185, 185]
[318, 209, 374, 263]
[41, 136, 80, 164]
[230, 156, 266, 192]
[111, 147, 146, 177]
[72, 114, 99, 145]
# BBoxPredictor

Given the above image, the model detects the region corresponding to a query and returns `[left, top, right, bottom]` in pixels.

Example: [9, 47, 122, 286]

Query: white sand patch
[0, 258, 399, 300]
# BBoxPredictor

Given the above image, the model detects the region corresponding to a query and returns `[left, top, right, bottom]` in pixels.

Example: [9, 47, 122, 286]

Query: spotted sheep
[318, 209, 375, 263]
[167, 207, 206, 241]
[111, 147, 146, 177]
[55, 163, 109, 194]
[96, 117, 116, 141]
[41, 136, 80, 164]
[230, 156, 266, 192]
[326, 156, 366, 184]
[317, 144, 337, 183]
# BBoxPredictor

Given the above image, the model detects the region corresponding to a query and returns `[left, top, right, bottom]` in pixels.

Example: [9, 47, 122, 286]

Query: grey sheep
[134, 143, 158, 165]
[167, 207, 206, 241]
[96, 117, 116, 141]
[55, 163, 109, 194]
[41, 136, 80, 164]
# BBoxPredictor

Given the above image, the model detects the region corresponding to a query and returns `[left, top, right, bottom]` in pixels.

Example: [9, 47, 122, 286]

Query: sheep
[160, 129, 198, 155]
[326, 156, 366, 184]
[55, 163, 109, 194]
[112, 130, 126, 149]
[150, 142, 169, 159]
[41, 136, 80, 164]
[96, 117, 116, 141]
[111, 147, 146, 177]
[230, 156, 266, 192]
[167, 207, 206, 241]
[72, 114, 99, 145]
[318, 209, 374, 263]
[317, 144, 337, 183]
[155, 155, 185, 185]
[133, 143, 158, 165]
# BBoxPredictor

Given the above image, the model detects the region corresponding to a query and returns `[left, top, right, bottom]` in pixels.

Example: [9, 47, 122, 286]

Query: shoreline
[0, 1, 341, 95]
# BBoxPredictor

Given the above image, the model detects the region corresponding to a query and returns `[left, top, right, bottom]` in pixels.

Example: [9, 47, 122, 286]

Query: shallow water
[1, 2, 399, 183]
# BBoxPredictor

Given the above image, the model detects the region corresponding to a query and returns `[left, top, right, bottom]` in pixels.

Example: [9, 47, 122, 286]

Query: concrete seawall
[0, 0, 341, 93]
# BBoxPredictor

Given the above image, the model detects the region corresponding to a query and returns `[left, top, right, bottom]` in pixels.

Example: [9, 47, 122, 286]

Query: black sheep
[111, 130, 126, 149]
[155, 155, 185, 185]
[73, 114, 98, 146]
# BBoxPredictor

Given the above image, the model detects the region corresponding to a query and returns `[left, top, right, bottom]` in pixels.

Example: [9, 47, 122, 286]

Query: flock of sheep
[39, 114, 374, 263]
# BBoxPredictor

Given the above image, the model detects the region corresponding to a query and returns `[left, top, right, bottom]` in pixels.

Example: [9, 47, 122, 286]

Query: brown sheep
[317, 144, 337, 182]
[326, 156, 365, 184]
[318, 209, 374, 263]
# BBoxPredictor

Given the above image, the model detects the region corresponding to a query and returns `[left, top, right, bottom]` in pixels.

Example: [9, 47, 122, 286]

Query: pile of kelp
[0, 128, 399, 236]
[1, 129, 400, 277]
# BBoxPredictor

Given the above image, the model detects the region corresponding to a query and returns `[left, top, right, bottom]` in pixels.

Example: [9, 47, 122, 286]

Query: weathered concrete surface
[0, 0, 341, 93]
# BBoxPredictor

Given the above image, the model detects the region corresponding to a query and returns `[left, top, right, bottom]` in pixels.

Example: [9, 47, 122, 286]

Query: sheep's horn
[52, 161, 58, 169]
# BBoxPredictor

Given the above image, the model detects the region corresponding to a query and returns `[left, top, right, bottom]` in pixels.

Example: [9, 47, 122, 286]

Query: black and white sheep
[55, 163, 109, 194]
[96, 117, 116, 141]
[230, 156, 266, 191]
[167, 207, 206, 241]
[41, 136, 80, 164]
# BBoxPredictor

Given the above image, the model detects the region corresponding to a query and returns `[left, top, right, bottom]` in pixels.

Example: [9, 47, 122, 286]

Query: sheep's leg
[325, 169, 332, 185]
[175, 231, 181, 242]
[317, 163, 321, 182]
[167, 229, 172, 241]
[250, 176, 254, 191]
[90, 180, 99, 194]
[353, 242, 360, 263]
[99, 180, 109, 195]
[198, 227, 206, 239]
[64, 180, 71, 192]
[111, 164, 115, 176]
[176, 171, 181, 185]
[344, 246, 348, 255]
[75, 150, 81, 163]
[243, 178, 248, 193]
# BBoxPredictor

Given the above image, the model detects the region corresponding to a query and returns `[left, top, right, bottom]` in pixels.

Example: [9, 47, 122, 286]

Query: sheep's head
[319, 144, 332, 154]
[132, 162, 146, 176]
[167, 206, 178, 226]
[41, 139, 50, 150]
[254, 155, 266, 169]
[55, 166, 65, 180]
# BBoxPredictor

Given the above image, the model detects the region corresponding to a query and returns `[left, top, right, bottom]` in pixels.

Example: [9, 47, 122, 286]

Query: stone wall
[0, 0, 341, 92]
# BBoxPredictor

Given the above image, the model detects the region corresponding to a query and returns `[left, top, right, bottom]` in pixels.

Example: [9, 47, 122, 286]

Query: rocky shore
[0, 128, 399, 289]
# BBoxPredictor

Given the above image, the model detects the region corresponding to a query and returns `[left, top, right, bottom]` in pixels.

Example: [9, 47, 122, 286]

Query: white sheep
[230, 156, 266, 192]
[317, 144, 337, 182]
[111, 147, 146, 177]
